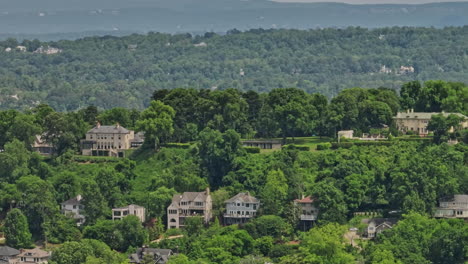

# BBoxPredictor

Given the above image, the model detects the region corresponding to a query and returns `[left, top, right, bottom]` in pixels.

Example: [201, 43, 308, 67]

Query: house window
[253, 205, 257, 210]
[195, 202, 203, 206]
[246, 203, 250, 207]
[73, 205, 77, 209]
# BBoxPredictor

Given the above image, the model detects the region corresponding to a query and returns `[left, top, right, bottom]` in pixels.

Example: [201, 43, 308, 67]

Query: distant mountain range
[1, 0, 468, 39]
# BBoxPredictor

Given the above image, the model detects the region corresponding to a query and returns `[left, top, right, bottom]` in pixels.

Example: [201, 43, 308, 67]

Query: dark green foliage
[4, 208, 33, 248]
[316, 143, 331, 150]
[162, 143, 192, 149]
[244, 215, 292, 240]
[283, 145, 310, 151]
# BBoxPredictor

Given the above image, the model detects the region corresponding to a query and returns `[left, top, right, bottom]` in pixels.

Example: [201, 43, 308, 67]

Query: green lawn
[256, 136, 332, 154]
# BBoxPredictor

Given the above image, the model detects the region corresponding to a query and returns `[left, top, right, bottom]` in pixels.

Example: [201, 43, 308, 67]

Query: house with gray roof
[129, 248, 173, 264]
[80, 123, 144, 157]
[435, 194, 468, 219]
[61, 195, 85, 226]
[17, 248, 50, 263]
[0, 246, 20, 264]
[394, 110, 468, 136]
[362, 218, 398, 239]
[167, 188, 212, 229]
[224, 192, 260, 225]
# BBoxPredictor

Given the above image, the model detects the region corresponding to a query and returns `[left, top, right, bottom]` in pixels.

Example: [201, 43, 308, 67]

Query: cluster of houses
[4, 46, 62, 54]
[0, 247, 50, 264]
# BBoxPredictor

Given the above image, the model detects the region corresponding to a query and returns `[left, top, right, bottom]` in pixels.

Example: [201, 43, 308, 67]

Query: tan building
[434, 195, 468, 219]
[81, 123, 143, 157]
[167, 188, 212, 229]
[394, 110, 468, 136]
[32, 135, 54, 156]
[16, 248, 50, 264]
[112, 204, 146, 222]
[242, 140, 282, 150]
[337, 130, 354, 139]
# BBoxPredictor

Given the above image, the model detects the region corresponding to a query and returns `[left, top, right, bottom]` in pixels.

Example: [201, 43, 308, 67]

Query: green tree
[4, 208, 33, 248]
[261, 169, 288, 215]
[136, 100, 175, 149]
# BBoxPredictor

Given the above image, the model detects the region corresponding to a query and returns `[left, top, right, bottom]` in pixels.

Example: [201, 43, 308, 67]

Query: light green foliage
[167, 254, 190, 264]
[50, 239, 127, 264]
[261, 169, 288, 215]
[4, 208, 33, 248]
[244, 215, 292, 240]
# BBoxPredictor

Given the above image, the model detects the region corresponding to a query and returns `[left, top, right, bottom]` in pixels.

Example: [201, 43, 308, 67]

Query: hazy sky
[273, 0, 468, 4]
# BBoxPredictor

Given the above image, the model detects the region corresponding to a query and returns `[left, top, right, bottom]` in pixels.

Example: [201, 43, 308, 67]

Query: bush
[283, 144, 310, 151]
[162, 143, 191, 149]
[244, 147, 261, 153]
[316, 143, 331, 150]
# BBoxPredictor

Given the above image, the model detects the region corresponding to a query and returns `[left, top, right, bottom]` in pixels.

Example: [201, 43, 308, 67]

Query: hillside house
[129, 248, 173, 264]
[32, 135, 54, 156]
[434, 195, 468, 219]
[224, 192, 260, 225]
[112, 204, 146, 223]
[294, 196, 319, 231]
[242, 140, 282, 150]
[362, 218, 398, 238]
[394, 110, 468, 136]
[61, 195, 85, 226]
[167, 188, 212, 229]
[16, 248, 50, 264]
[337, 130, 354, 139]
[80, 123, 143, 157]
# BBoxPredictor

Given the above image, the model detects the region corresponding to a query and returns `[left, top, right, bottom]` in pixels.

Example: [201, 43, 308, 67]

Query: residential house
[16, 46, 27, 52]
[294, 196, 319, 231]
[61, 195, 85, 226]
[112, 204, 146, 222]
[80, 123, 143, 157]
[0, 246, 20, 264]
[16, 248, 50, 264]
[242, 140, 282, 150]
[434, 194, 468, 219]
[34, 46, 62, 55]
[32, 135, 54, 156]
[394, 110, 468, 136]
[167, 188, 212, 229]
[362, 218, 398, 238]
[224, 192, 260, 225]
[129, 248, 173, 264]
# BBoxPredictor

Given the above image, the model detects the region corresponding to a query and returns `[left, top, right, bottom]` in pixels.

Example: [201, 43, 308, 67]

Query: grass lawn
[257, 136, 332, 154]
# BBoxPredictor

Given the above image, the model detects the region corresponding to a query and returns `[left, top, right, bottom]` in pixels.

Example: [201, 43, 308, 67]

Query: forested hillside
[1, 27, 468, 111]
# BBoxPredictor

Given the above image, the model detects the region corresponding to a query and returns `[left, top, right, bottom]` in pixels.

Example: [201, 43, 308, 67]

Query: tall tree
[4, 208, 33, 249]
[136, 100, 175, 149]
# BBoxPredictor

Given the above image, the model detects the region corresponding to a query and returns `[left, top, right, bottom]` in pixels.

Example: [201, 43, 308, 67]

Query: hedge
[244, 147, 261, 154]
[316, 143, 332, 150]
[331, 141, 394, 149]
[283, 144, 310, 151]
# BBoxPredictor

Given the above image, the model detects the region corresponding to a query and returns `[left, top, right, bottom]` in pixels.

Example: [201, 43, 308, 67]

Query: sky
[273, 0, 468, 4]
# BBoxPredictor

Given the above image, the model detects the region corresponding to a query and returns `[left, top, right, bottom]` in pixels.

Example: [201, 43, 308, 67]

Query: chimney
[205, 187, 210, 195]
[77, 194, 82, 201]
[116, 123, 120, 128]
[406, 109, 410, 114]
[411, 109, 414, 113]
[96, 121, 101, 128]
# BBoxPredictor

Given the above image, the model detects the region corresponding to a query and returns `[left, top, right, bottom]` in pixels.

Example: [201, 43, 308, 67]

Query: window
[195, 202, 203, 206]
[246, 203, 250, 207]
[253, 205, 257, 210]
[73, 205, 77, 209]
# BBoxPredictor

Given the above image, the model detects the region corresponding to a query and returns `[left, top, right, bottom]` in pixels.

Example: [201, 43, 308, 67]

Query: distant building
[194, 42, 207, 47]
[34, 46, 62, 54]
[127, 44, 138, 51]
[32, 135, 54, 156]
[224, 192, 260, 225]
[4, 47, 12, 52]
[80, 123, 144, 157]
[0, 246, 20, 263]
[434, 195, 468, 219]
[61, 195, 85, 226]
[167, 188, 212, 229]
[16, 46, 27, 52]
[242, 140, 282, 150]
[337, 130, 354, 139]
[294, 196, 318, 231]
[129, 248, 174, 264]
[112, 204, 146, 223]
[362, 218, 398, 238]
[399, 66, 415, 74]
[16, 248, 50, 264]
[394, 110, 468, 136]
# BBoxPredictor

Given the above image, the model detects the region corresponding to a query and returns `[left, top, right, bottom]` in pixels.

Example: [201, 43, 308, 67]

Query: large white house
[61, 195, 85, 226]
[112, 204, 146, 223]
[224, 192, 260, 225]
[167, 188, 212, 229]
[434, 195, 468, 219]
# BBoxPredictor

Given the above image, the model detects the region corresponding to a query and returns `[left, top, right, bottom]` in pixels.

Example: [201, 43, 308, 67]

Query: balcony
[224, 213, 255, 218]
[300, 214, 316, 221]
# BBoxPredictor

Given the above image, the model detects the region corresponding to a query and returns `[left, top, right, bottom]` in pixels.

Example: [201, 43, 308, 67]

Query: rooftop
[225, 192, 260, 204]
[170, 189, 210, 208]
[440, 194, 468, 204]
[294, 196, 315, 204]
[87, 123, 131, 134]
[17, 248, 50, 258]
[394, 111, 467, 120]
[0, 246, 20, 256]
[61, 195, 83, 206]
[113, 204, 145, 210]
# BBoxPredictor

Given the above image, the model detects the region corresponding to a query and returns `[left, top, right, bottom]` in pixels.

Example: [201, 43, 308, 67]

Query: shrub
[162, 143, 191, 149]
[316, 143, 331, 150]
[283, 144, 310, 151]
[244, 147, 261, 154]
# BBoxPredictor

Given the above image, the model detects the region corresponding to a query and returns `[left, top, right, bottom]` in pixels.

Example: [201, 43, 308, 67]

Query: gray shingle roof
[61, 195, 83, 206]
[87, 125, 130, 134]
[170, 190, 210, 208]
[225, 192, 260, 204]
[440, 194, 468, 203]
[0, 246, 20, 256]
[394, 112, 467, 120]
